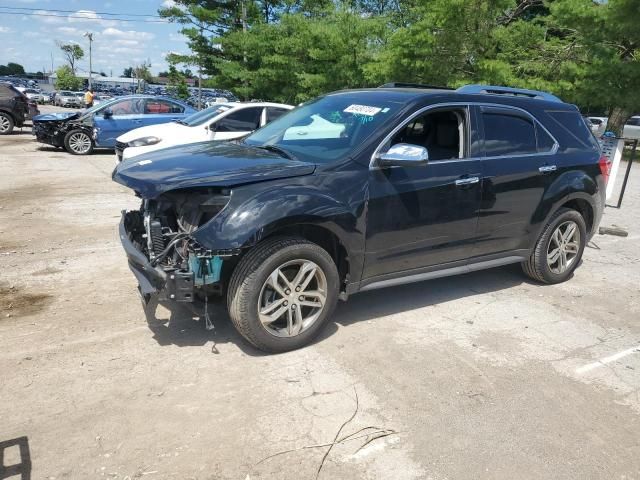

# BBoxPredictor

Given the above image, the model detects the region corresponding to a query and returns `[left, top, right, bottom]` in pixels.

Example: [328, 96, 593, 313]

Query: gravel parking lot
[1, 105, 639, 479]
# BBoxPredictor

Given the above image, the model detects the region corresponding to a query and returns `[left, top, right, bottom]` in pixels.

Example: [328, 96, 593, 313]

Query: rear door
[473, 105, 560, 257]
[212, 106, 263, 140]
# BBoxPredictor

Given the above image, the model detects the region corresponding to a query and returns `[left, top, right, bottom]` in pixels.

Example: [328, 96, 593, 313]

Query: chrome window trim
[369, 101, 560, 170]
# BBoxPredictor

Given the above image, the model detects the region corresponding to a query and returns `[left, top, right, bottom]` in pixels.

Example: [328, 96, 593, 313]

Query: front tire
[227, 237, 339, 353]
[0, 112, 14, 135]
[522, 208, 587, 284]
[64, 129, 94, 155]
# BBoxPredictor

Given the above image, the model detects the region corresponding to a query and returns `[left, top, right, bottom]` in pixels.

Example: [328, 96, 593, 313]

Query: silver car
[55, 91, 81, 108]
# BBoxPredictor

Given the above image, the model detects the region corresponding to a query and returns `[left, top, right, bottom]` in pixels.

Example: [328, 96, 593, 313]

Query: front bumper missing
[119, 212, 196, 303]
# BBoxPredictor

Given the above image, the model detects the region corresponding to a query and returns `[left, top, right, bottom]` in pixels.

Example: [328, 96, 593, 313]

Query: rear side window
[145, 99, 183, 114]
[216, 107, 262, 132]
[266, 107, 289, 123]
[483, 112, 537, 156]
[546, 110, 599, 151]
[626, 117, 640, 126]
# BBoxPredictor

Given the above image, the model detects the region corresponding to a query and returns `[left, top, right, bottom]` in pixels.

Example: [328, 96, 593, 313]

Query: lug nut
[295, 287, 301, 292]
[291, 304, 296, 309]
[285, 289, 291, 295]
[299, 296, 304, 301]
[283, 300, 288, 306]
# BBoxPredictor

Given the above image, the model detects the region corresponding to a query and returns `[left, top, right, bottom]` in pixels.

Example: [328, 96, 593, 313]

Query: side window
[388, 109, 465, 161]
[145, 99, 184, 114]
[266, 108, 289, 123]
[483, 112, 537, 156]
[109, 99, 144, 115]
[216, 107, 262, 132]
[626, 117, 640, 126]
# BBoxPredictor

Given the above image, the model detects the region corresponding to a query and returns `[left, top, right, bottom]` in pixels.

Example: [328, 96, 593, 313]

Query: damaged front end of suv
[120, 187, 233, 304]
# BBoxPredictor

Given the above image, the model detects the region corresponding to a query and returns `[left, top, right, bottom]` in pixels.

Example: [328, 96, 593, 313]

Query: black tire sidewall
[64, 129, 93, 155]
[0, 112, 14, 135]
[537, 209, 587, 283]
[233, 242, 339, 352]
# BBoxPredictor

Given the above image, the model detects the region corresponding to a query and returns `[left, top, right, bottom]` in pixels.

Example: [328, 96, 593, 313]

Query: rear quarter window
[544, 110, 599, 152]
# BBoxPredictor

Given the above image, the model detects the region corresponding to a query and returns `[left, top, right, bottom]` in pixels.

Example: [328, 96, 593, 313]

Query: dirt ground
[1, 105, 639, 480]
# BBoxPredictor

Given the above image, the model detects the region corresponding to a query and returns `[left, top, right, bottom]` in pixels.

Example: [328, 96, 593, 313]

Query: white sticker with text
[344, 104, 382, 116]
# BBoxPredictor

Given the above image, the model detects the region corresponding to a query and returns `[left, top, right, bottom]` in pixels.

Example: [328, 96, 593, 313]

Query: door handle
[539, 165, 557, 173]
[455, 176, 480, 186]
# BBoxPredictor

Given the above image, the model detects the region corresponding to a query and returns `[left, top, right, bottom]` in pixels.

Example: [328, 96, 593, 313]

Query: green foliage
[160, 0, 640, 125]
[0, 62, 26, 75]
[166, 65, 190, 99]
[55, 65, 82, 91]
[122, 67, 134, 78]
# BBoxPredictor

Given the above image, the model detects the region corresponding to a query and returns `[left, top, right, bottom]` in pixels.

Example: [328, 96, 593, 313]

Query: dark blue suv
[114, 84, 608, 352]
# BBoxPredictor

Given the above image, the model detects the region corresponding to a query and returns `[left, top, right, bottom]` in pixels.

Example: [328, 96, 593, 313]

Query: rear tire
[522, 208, 586, 284]
[64, 129, 94, 155]
[227, 237, 339, 353]
[0, 112, 14, 135]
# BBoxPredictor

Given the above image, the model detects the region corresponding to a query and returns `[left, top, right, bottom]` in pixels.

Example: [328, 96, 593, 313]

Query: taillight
[598, 155, 611, 185]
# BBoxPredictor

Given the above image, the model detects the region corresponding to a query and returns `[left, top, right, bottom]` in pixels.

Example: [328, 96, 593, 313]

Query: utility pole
[198, 26, 203, 110]
[84, 32, 93, 89]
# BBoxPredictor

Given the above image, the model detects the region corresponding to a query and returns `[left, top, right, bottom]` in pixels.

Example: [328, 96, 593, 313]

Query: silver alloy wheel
[68, 132, 92, 154]
[0, 114, 10, 133]
[547, 220, 580, 274]
[258, 259, 328, 337]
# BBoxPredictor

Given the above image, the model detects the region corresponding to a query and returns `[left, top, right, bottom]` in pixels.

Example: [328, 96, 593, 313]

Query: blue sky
[0, 0, 190, 76]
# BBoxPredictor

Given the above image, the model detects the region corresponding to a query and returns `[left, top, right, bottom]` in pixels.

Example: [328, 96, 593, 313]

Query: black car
[0, 82, 32, 134]
[114, 84, 608, 353]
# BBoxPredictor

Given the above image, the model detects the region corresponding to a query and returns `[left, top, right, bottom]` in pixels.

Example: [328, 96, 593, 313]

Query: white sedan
[115, 102, 293, 163]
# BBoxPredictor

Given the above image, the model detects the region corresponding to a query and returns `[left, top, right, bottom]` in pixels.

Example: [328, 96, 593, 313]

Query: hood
[112, 141, 316, 199]
[117, 121, 189, 143]
[32, 111, 80, 123]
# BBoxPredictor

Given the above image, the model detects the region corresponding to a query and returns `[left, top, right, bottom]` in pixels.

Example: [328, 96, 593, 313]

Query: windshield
[181, 104, 233, 127]
[60, 91, 73, 96]
[243, 93, 401, 163]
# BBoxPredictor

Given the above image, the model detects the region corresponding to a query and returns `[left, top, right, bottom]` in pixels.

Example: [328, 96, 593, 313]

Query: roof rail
[456, 84, 562, 103]
[379, 82, 453, 90]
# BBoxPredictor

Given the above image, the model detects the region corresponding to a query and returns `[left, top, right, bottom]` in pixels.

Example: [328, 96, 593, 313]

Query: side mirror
[103, 108, 113, 119]
[378, 143, 429, 167]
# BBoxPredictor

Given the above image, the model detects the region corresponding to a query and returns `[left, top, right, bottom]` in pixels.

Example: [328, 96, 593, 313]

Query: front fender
[191, 173, 368, 261]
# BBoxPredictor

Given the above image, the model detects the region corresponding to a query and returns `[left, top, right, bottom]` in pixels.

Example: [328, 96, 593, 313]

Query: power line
[0, 10, 171, 23]
[0, 5, 165, 18]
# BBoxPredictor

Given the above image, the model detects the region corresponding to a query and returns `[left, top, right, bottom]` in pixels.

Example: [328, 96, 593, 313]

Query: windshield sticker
[344, 104, 381, 116]
[381, 107, 390, 113]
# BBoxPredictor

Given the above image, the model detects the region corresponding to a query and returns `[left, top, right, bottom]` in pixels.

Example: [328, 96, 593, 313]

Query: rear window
[483, 112, 537, 156]
[546, 110, 599, 151]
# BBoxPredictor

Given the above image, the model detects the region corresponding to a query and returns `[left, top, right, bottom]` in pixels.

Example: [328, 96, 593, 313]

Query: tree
[57, 42, 84, 73]
[166, 64, 190, 99]
[55, 65, 82, 90]
[548, 0, 640, 135]
[122, 67, 134, 78]
[0, 62, 26, 75]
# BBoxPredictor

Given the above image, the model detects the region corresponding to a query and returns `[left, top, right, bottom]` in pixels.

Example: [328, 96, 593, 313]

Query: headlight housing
[129, 136, 161, 147]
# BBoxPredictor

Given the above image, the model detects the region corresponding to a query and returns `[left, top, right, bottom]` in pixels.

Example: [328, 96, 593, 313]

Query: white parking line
[575, 345, 640, 374]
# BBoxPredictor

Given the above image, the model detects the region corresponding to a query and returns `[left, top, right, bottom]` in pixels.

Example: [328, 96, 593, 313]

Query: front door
[363, 106, 483, 279]
[473, 105, 560, 257]
[94, 98, 145, 147]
